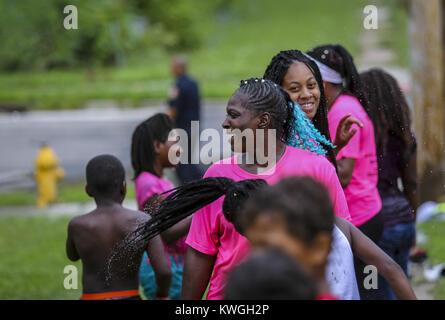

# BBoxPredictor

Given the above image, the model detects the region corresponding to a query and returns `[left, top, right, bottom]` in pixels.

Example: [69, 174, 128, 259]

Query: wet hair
[131, 113, 173, 179]
[360, 68, 414, 156]
[237, 78, 334, 157]
[225, 247, 317, 300]
[86, 154, 125, 197]
[130, 177, 268, 245]
[240, 176, 334, 244]
[306, 44, 371, 116]
[263, 50, 337, 167]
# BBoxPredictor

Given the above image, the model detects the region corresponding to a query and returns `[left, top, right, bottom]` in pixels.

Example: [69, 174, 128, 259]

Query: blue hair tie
[286, 101, 335, 156]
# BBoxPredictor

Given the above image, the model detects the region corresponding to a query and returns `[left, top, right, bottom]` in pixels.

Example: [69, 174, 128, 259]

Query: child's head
[263, 51, 336, 167]
[306, 44, 370, 114]
[85, 154, 126, 201]
[264, 50, 325, 121]
[222, 78, 330, 157]
[360, 68, 414, 156]
[225, 247, 317, 300]
[306, 44, 357, 89]
[240, 176, 334, 278]
[131, 113, 178, 179]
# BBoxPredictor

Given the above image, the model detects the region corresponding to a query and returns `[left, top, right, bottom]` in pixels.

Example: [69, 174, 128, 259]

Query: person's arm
[343, 219, 417, 300]
[401, 147, 420, 254]
[142, 195, 192, 244]
[167, 85, 180, 121]
[401, 149, 419, 218]
[337, 158, 356, 188]
[182, 246, 216, 300]
[161, 216, 193, 245]
[66, 219, 80, 261]
[333, 114, 363, 157]
[146, 234, 173, 300]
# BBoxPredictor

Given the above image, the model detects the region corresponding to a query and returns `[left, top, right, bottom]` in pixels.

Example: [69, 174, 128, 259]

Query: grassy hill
[0, 0, 374, 110]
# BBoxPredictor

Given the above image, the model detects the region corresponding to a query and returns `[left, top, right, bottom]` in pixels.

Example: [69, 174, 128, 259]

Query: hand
[334, 114, 363, 152]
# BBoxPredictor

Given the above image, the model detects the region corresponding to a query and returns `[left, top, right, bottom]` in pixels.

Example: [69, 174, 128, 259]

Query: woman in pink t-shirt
[167, 78, 350, 300]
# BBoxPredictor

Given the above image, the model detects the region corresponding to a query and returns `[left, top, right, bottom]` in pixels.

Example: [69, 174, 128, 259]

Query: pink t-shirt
[328, 94, 382, 226]
[134, 171, 186, 262]
[186, 146, 351, 300]
[134, 172, 175, 209]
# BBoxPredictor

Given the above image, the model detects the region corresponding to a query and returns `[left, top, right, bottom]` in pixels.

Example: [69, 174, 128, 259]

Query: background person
[360, 68, 418, 300]
[167, 55, 204, 184]
[306, 44, 383, 299]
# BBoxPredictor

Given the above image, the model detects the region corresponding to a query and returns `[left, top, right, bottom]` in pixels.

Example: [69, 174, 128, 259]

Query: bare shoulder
[120, 207, 150, 229]
[67, 213, 86, 231]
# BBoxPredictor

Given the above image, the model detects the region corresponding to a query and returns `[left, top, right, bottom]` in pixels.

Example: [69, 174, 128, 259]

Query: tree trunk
[409, 0, 445, 202]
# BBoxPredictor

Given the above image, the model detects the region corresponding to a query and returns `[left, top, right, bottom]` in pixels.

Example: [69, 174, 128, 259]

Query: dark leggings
[353, 211, 384, 300]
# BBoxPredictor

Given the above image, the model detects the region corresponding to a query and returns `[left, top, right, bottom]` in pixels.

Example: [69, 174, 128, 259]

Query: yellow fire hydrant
[34, 144, 65, 208]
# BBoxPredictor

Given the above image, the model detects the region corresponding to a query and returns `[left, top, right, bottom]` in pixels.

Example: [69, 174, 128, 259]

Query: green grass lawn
[0, 215, 443, 300]
[417, 220, 445, 300]
[0, 0, 375, 110]
[0, 180, 135, 207]
[0, 215, 82, 299]
[0, 215, 150, 300]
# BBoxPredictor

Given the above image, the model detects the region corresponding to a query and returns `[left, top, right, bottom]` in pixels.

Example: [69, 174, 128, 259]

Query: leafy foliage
[0, 0, 220, 71]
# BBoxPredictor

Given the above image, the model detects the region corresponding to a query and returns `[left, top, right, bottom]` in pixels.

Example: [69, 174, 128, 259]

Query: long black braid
[263, 50, 337, 169]
[306, 44, 371, 119]
[131, 113, 173, 179]
[129, 177, 267, 247]
[359, 68, 415, 157]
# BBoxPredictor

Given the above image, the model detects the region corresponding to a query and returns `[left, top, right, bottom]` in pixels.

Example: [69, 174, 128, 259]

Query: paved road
[0, 101, 229, 191]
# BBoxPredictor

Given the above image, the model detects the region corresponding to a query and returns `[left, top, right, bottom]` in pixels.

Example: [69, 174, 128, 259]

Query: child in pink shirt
[131, 113, 189, 300]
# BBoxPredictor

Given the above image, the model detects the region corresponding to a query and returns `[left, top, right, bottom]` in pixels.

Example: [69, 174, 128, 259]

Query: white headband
[303, 53, 343, 84]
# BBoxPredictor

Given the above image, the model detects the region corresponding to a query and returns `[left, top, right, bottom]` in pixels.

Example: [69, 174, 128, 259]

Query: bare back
[67, 204, 149, 294]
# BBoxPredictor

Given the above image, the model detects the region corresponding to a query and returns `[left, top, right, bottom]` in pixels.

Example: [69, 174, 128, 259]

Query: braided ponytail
[128, 177, 267, 246]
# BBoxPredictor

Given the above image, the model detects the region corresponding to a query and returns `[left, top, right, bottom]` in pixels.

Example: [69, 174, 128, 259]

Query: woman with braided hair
[152, 77, 350, 300]
[304, 44, 383, 300]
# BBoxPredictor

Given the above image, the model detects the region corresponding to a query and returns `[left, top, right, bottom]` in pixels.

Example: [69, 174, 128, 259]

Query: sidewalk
[0, 199, 138, 217]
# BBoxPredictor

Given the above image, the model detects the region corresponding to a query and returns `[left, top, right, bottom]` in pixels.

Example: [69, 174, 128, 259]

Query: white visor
[304, 53, 343, 84]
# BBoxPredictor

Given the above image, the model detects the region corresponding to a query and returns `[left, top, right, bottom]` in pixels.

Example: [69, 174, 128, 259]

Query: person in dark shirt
[360, 68, 418, 300]
[168, 55, 204, 184]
